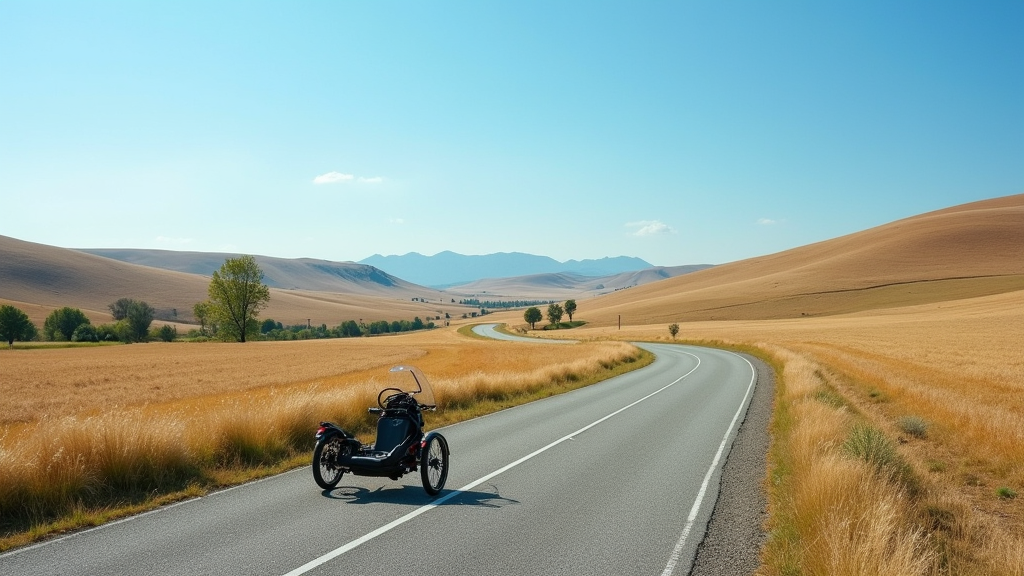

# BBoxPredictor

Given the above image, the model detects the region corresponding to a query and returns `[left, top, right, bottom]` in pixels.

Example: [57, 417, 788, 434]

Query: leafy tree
[125, 300, 155, 342]
[43, 307, 90, 341]
[668, 323, 680, 339]
[108, 297, 134, 320]
[72, 324, 99, 342]
[524, 307, 542, 329]
[157, 324, 177, 342]
[260, 318, 280, 334]
[207, 255, 270, 343]
[564, 299, 577, 322]
[338, 320, 362, 337]
[0, 305, 36, 347]
[193, 301, 212, 336]
[96, 323, 123, 342]
[546, 303, 564, 327]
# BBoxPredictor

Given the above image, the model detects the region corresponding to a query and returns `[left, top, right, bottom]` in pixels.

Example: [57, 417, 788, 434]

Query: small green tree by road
[668, 323, 680, 339]
[524, 307, 542, 329]
[546, 303, 564, 327]
[43, 307, 91, 341]
[564, 299, 577, 322]
[0, 305, 37, 347]
[208, 255, 270, 343]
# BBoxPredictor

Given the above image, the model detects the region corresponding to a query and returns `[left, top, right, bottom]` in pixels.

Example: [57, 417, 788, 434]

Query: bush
[843, 424, 919, 492]
[156, 325, 177, 342]
[844, 424, 899, 469]
[897, 416, 929, 439]
[96, 323, 123, 342]
[71, 324, 99, 342]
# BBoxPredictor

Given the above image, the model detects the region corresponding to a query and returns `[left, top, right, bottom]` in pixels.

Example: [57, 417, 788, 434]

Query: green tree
[43, 307, 90, 341]
[0, 305, 36, 347]
[72, 324, 99, 342]
[125, 300, 155, 342]
[546, 303, 564, 327]
[339, 320, 362, 337]
[668, 323, 680, 339]
[193, 301, 212, 336]
[524, 307, 542, 329]
[108, 297, 134, 320]
[207, 255, 270, 343]
[564, 299, 577, 322]
[157, 324, 177, 342]
[260, 318, 279, 334]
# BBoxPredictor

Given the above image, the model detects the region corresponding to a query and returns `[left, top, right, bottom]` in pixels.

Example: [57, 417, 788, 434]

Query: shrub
[844, 424, 900, 470]
[71, 324, 99, 342]
[996, 487, 1017, 500]
[96, 323, 123, 342]
[156, 325, 177, 342]
[897, 416, 929, 439]
[843, 424, 919, 492]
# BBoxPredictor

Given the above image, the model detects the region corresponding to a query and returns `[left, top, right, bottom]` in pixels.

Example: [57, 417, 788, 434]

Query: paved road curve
[470, 322, 575, 343]
[1, 343, 757, 576]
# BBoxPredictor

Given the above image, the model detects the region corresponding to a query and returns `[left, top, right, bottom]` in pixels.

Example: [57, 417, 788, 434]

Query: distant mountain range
[358, 251, 655, 287]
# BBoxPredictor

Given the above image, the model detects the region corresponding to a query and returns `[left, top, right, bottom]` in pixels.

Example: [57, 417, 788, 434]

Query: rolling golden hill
[580, 194, 1024, 325]
[0, 236, 471, 327]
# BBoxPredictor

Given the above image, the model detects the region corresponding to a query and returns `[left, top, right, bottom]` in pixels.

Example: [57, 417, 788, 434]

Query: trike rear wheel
[313, 435, 347, 489]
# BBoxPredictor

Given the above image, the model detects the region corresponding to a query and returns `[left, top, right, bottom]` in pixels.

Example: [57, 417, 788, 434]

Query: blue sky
[2, 2, 1021, 267]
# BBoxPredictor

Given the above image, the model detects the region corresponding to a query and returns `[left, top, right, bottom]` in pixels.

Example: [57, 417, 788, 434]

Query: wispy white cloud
[313, 171, 354, 184]
[313, 171, 385, 185]
[626, 220, 675, 236]
[757, 218, 778, 225]
[389, 218, 405, 225]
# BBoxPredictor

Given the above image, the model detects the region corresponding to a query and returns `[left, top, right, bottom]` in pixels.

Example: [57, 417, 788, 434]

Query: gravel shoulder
[689, 353, 773, 576]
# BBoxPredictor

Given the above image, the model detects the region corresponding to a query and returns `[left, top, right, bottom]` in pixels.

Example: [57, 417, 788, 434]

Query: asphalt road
[470, 322, 575, 343]
[1, 342, 759, 576]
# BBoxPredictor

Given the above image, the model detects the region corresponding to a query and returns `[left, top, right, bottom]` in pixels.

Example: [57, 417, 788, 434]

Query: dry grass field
[518, 288, 1024, 574]
[492, 195, 1024, 575]
[1, 193, 1021, 572]
[0, 325, 646, 549]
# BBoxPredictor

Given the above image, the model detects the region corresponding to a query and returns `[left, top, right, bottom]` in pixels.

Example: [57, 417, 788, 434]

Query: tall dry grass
[756, 347, 933, 576]
[0, 333, 644, 548]
[544, 289, 1024, 575]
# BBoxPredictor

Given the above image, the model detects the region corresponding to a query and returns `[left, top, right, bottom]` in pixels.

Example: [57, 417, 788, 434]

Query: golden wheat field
[2, 194, 1022, 571]
[0, 324, 646, 550]
[495, 287, 1024, 575]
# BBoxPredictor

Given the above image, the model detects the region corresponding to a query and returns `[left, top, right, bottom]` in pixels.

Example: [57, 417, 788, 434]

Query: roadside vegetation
[552, 289, 1023, 575]
[0, 333, 649, 551]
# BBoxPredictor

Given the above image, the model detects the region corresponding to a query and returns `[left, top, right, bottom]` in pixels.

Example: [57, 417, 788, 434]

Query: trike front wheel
[420, 434, 449, 496]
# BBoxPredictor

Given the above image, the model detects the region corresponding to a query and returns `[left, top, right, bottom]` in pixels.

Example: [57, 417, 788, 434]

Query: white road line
[660, 351, 757, 576]
[281, 353, 702, 576]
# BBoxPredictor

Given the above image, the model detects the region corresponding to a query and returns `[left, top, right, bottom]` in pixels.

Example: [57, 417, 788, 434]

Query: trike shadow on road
[321, 483, 519, 509]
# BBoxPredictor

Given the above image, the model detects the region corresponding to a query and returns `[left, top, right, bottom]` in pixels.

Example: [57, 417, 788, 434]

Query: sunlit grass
[0, 330, 648, 551]
[537, 289, 1024, 575]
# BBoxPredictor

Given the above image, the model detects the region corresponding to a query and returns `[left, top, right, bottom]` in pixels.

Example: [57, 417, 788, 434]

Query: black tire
[420, 434, 449, 496]
[313, 435, 347, 489]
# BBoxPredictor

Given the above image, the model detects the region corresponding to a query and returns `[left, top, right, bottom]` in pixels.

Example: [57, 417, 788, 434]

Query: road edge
[689, 352, 772, 576]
